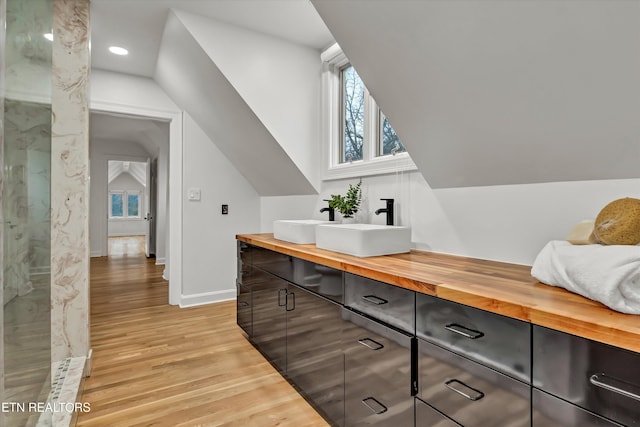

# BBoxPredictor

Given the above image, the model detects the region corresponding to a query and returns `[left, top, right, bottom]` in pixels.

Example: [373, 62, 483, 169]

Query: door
[144, 157, 156, 257]
[286, 284, 345, 426]
[251, 268, 287, 372]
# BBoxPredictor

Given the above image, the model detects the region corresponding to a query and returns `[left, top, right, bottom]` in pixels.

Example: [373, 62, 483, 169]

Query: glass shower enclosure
[2, 0, 53, 425]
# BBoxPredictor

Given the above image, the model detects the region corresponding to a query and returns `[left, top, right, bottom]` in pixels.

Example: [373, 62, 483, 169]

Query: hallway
[78, 247, 327, 426]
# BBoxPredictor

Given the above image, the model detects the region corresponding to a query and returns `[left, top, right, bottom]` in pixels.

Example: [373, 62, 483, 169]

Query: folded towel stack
[531, 241, 640, 314]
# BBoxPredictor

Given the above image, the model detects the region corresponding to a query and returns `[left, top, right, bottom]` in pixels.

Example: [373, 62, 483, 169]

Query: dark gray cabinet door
[236, 281, 252, 336]
[287, 285, 345, 426]
[415, 398, 461, 427]
[343, 309, 414, 426]
[533, 389, 624, 427]
[251, 268, 288, 372]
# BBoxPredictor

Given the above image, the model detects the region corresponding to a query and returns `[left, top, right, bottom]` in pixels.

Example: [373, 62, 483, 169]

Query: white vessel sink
[316, 223, 411, 257]
[273, 220, 332, 244]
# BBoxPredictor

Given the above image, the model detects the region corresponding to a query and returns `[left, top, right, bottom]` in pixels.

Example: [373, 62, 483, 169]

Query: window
[109, 190, 141, 219]
[322, 44, 415, 179]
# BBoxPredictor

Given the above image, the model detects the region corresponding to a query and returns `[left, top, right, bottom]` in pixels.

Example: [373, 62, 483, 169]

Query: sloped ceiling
[312, 0, 640, 188]
[108, 161, 147, 187]
[154, 10, 318, 196]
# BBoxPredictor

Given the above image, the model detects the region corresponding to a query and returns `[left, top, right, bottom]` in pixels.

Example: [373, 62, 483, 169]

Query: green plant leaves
[329, 179, 362, 218]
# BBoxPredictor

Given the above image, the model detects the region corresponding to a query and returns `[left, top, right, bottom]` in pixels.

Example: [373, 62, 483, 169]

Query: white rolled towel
[531, 241, 640, 314]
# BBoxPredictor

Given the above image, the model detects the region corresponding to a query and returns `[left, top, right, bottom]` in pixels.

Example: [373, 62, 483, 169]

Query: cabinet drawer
[416, 293, 531, 382]
[290, 259, 343, 304]
[342, 309, 414, 426]
[418, 338, 530, 427]
[533, 326, 640, 427]
[252, 246, 295, 282]
[533, 389, 624, 427]
[345, 273, 415, 334]
[415, 398, 461, 427]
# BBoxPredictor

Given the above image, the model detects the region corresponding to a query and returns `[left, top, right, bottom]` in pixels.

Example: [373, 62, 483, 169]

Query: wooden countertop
[237, 233, 640, 353]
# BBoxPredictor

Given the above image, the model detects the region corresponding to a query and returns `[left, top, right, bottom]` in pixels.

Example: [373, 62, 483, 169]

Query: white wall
[264, 174, 640, 266]
[90, 138, 151, 256]
[174, 10, 323, 190]
[154, 11, 317, 196]
[312, 1, 640, 188]
[181, 113, 260, 306]
[107, 172, 146, 237]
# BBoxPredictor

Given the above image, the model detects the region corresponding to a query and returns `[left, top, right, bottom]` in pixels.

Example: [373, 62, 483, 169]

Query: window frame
[109, 190, 143, 220]
[321, 43, 416, 181]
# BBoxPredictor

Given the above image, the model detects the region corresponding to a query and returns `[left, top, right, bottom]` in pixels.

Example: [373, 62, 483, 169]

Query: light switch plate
[188, 188, 201, 201]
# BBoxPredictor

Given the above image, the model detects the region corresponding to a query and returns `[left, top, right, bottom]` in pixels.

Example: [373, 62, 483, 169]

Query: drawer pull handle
[358, 338, 384, 351]
[362, 397, 388, 414]
[362, 295, 388, 305]
[590, 373, 640, 402]
[445, 379, 484, 401]
[237, 301, 249, 307]
[445, 323, 484, 340]
[286, 291, 296, 312]
[277, 288, 287, 307]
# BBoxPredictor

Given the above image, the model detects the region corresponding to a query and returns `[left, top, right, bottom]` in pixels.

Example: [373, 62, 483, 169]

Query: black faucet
[320, 199, 335, 221]
[375, 198, 394, 226]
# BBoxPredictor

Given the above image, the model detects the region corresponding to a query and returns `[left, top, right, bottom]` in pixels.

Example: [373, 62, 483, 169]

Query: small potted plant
[329, 179, 362, 221]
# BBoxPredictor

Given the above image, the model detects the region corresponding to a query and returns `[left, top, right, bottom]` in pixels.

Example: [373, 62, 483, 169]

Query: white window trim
[109, 190, 143, 220]
[321, 43, 417, 181]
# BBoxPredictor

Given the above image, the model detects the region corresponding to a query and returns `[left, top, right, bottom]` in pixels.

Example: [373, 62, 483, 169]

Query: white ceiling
[90, 1, 334, 163]
[90, 0, 335, 77]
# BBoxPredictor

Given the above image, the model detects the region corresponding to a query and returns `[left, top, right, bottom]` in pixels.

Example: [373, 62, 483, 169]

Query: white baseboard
[162, 268, 168, 281]
[179, 288, 236, 308]
[155, 257, 166, 265]
[90, 250, 104, 258]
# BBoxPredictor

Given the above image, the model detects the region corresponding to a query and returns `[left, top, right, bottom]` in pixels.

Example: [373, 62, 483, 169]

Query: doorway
[89, 102, 183, 306]
[106, 159, 155, 257]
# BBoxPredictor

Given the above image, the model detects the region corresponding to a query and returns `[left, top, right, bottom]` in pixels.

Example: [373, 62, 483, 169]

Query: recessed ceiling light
[108, 46, 128, 56]
[44, 33, 53, 41]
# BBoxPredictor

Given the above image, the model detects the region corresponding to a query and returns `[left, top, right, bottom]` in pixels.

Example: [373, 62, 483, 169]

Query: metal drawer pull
[362, 397, 388, 414]
[362, 295, 388, 305]
[358, 338, 384, 351]
[445, 323, 484, 340]
[237, 301, 249, 307]
[590, 373, 640, 402]
[286, 291, 296, 312]
[445, 379, 485, 401]
[277, 288, 287, 307]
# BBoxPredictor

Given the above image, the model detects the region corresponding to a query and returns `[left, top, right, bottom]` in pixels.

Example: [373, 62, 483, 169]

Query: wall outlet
[222, 204, 229, 215]
[188, 188, 201, 201]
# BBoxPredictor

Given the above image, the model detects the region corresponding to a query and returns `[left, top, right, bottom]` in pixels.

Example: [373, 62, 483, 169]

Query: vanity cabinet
[533, 326, 640, 427]
[236, 238, 640, 427]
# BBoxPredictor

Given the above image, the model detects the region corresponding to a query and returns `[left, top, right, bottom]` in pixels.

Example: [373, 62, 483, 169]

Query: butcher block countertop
[237, 233, 640, 354]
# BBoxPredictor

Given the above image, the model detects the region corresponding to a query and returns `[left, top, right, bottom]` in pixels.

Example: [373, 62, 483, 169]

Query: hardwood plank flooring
[78, 253, 328, 426]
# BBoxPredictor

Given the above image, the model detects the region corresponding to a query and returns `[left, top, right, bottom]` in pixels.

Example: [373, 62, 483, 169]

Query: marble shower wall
[50, 0, 90, 362]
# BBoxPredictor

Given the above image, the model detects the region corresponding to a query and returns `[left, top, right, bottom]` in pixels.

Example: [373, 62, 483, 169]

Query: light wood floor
[77, 250, 328, 426]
